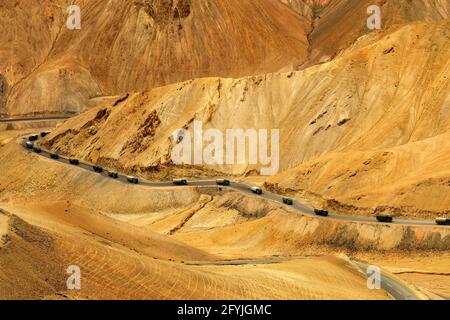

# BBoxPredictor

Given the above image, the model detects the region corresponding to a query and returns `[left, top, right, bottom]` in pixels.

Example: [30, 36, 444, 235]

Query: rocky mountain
[3, 0, 447, 117]
[1, 0, 311, 116]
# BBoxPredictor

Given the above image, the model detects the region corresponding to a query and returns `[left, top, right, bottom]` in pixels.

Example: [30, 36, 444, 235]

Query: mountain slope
[2, 0, 310, 116]
[305, 0, 449, 65]
[3, 0, 448, 117]
[0, 0, 66, 117]
[40, 19, 450, 216]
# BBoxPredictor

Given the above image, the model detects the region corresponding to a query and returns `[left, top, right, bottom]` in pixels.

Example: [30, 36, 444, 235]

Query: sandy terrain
[3, 141, 448, 254]
[0, 212, 8, 247]
[0, 191, 389, 300]
[2, 199, 446, 300]
[1, 208, 389, 300]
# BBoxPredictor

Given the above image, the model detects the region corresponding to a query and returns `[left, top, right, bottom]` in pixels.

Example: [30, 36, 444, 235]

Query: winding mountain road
[17, 133, 438, 300]
[0, 116, 71, 123]
[20, 133, 445, 228]
[353, 261, 421, 300]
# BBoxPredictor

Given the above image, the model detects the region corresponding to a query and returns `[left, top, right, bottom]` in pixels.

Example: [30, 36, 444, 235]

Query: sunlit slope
[1, 209, 388, 300]
[0, 148, 390, 300]
[0, 138, 445, 299]
[41, 22, 448, 167]
[0, 0, 66, 116]
[305, 0, 449, 65]
[1, 141, 448, 255]
[3, 0, 310, 116]
[3, 0, 448, 117]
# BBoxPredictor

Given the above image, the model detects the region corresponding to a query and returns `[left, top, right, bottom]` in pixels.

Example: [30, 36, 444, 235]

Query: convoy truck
[33, 146, 42, 153]
[376, 215, 393, 223]
[108, 171, 119, 179]
[93, 166, 104, 173]
[173, 179, 188, 186]
[250, 186, 263, 195]
[435, 218, 450, 226]
[69, 159, 79, 165]
[127, 176, 139, 184]
[216, 179, 231, 186]
[314, 209, 329, 217]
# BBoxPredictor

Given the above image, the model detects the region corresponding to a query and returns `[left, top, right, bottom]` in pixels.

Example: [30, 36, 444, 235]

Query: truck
[314, 209, 329, 217]
[32, 146, 42, 153]
[28, 135, 39, 142]
[69, 159, 80, 165]
[435, 218, 450, 226]
[25, 141, 34, 149]
[108, 171, 119, 179]
[282, 197, 294, 205]
[216, 179, 231, 186]
[250, 186, 263, 195]
[376, 215, 393, 223]
[93, 166, 104, 173]
[127, 176, 139, 184]
[173, 179, 188, 186]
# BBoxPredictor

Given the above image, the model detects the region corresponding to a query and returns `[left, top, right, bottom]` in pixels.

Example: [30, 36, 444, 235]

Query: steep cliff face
[279, 0, 331, 20]
[282, 0, 449, 68]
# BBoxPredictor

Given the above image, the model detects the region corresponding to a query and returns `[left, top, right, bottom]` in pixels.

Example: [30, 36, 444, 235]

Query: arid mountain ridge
[1, 0, 448, 117]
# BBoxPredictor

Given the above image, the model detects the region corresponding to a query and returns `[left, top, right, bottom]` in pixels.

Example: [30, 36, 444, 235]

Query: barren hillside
[0, 0, 67, 117]
[1, 0, 311, 116]
[0, 141, 398, 300]
[1, 138, 449, 299]
[1, 0, 448, 117]
[1, 0, 449, 301]
[303, 0, 449, 66]
[40, 19, 450, 217]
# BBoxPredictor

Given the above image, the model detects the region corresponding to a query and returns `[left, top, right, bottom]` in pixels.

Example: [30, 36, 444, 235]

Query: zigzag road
[20, 133, 445, 228]
[16, 133, 436, 300]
